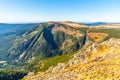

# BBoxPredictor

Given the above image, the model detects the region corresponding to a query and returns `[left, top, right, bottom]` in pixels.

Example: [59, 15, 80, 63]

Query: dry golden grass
[52, 26, 83, 37]
[87, 32, 108, 42]
[23, 38, 120, 80]
[60, 39, 73, 50]
[23, 58, 120, 80]
[59, 22, 87, 28]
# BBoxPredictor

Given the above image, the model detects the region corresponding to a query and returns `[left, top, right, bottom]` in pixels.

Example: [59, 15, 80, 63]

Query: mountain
[24, 38, 120, 80]
[0, 22, 120, 80]
[8, 22, 88, 63]
[0, 23, 37, 60]
[9, 22, 120, 63]
[17, 22, 120, 80]
[83, 22, 107, 26]
[0, 23, 37, 38]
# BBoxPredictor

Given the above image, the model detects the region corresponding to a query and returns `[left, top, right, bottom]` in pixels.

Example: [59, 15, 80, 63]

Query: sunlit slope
[8, 22, 88, 62]
[23, 38, 120, 80]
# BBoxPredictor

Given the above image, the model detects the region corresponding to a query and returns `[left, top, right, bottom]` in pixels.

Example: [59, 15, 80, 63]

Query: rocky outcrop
[23, 38, 120, 80]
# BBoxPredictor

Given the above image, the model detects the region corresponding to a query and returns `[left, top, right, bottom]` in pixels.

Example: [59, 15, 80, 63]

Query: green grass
[26, 51, 78, 73]
[41, 52, 75, 71]
[89, 28, 120, 39]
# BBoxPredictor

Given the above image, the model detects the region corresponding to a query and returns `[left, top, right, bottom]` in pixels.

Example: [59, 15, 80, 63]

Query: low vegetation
[26, 51, 77, 73]
[87, 32, 108, 42]
[23, 38, 120, 80]
[89, 28, 120, 39]
[0, 70, 27, 80]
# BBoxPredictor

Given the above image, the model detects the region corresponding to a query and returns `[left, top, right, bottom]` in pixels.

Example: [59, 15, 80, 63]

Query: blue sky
[0, 0, 120, 23]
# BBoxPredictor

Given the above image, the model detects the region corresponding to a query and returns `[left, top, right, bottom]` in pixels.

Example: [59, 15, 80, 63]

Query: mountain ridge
[0, 21, 120, 80]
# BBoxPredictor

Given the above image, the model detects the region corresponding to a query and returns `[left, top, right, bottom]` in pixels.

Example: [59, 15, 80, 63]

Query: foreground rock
[23, 38, 120, 80]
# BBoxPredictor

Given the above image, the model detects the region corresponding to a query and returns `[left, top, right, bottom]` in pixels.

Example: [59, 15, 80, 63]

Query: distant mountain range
[0, 23, 37, 61]
[83, 22, 107, 26]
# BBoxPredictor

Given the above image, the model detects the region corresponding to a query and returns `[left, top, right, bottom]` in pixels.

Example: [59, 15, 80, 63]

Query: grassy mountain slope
[22, 22, 120, 80]
[8, 22, 88, 64]
[23, 38, 120, 80]
[1, 22, 120, 80]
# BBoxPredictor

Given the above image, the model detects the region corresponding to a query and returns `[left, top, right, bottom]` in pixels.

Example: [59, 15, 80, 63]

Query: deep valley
[0, 22, 120, 80]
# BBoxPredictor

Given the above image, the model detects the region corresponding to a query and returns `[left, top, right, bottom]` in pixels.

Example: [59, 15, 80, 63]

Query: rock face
[8, 22, 87, 62]
[23, 38, 120, 80]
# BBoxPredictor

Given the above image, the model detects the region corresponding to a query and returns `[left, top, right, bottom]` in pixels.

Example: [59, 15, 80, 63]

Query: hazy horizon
[1, 21, 120, 24]
[0, 0, 120, 23]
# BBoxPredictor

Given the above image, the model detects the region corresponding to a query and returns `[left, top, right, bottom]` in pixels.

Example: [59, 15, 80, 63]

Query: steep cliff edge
[8, 22, 88, 63]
